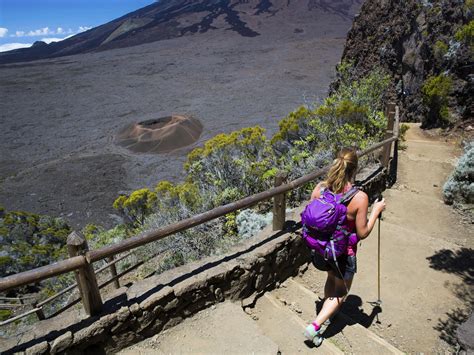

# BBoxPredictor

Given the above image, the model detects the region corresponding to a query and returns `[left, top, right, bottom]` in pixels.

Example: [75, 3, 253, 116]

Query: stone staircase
[121, 273, 403, 354]
[264, 278, 402, 354]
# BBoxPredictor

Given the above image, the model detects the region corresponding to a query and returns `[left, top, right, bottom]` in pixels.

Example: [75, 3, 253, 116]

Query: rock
[50, 331, 73, 354]
[25, 341, 49, 355]
[139, 286, 174, 310]
[457, 313, 474, 351]
[73, 321, 106, 345]
[214, 287, 224, 302]
[163, 298, 179, 312]
[129, 303, 142, 316]
[117, 306, 130, 323]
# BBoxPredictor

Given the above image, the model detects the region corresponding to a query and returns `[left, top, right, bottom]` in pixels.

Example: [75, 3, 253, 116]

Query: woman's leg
[314, 275, 353, 327]
[324, 270, 336, 299]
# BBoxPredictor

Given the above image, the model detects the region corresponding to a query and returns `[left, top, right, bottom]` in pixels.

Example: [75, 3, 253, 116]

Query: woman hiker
[303, 148, 386, 346]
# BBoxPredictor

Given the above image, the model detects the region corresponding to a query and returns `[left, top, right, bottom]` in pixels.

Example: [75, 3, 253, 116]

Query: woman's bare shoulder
[353, 189, 368, 203]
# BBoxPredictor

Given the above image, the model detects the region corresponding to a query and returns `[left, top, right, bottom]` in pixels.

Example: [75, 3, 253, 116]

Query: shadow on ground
[427, 248, 474, 346]
[311, 294, 381, 340]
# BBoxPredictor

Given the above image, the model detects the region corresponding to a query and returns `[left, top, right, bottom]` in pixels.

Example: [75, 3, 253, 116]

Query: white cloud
[10, 26, 90, 38]
[28, 27, 51, 36]
[0, 28, 8, 37]
[0, 42, 32, 52]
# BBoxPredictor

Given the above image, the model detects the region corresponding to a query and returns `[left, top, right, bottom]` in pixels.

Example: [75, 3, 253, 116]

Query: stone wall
[2, 164, 389, 355]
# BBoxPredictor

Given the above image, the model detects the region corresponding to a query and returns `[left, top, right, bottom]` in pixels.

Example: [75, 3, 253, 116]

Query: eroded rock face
[116, 115, 203, 154]
[332, 0, 472, 128]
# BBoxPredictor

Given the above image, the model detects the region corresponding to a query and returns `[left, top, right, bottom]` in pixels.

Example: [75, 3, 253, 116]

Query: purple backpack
[301, 186, 359, 261]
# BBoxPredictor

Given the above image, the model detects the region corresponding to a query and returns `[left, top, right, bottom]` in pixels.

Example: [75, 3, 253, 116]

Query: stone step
[270, 278, 403, 354]
[119, 301, 279, 354]
[247, 291, 343, 354]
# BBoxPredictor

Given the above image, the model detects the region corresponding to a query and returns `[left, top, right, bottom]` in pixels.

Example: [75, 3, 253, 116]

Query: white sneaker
[304, 323, 323, 347]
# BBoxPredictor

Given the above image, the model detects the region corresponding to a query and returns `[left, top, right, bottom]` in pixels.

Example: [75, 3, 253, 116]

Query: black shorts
[311, 250, 357, 280]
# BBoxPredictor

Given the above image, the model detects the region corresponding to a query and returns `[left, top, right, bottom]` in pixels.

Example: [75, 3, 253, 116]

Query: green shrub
[82, 223, 128, 249]
[0, 309, 12, 321]
[466, 0, 474, 10]
[422, 74, 453, 125]
[434, 40, 449, 61]
[113, 188, 157, 227]
[0, 209, 70, 276]
[398, 123, 410, 150]
[443, 141, 474, 206]
[185, 126, 275, 206]
[455, 20, 474, 49]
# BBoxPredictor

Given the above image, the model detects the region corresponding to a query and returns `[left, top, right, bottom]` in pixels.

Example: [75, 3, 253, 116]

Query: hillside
[0, 0, 361, 64]
[0, 0, 361, 229]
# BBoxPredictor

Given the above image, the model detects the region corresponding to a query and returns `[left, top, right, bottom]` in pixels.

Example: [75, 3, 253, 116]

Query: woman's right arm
[310, 182, 323, 201]
[354, 192, 386, 240]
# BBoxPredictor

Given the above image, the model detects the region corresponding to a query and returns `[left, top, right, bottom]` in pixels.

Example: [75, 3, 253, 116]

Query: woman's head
[324, 148, 358, 193]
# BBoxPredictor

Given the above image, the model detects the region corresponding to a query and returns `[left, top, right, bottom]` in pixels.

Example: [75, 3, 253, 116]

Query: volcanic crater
[116, 115, 203, 154]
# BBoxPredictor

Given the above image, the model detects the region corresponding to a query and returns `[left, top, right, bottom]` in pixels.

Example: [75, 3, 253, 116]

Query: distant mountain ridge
[0, 0, 360, 64]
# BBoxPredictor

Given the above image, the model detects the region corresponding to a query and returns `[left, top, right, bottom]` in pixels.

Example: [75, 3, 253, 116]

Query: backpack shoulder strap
[339, 186, 359, 205]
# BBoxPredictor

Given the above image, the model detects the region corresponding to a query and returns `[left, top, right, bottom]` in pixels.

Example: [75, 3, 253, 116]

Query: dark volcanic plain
[0, 0, 361, 228]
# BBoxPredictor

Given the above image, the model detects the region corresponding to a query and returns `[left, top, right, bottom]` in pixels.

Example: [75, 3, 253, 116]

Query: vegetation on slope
[104, 63, 390, 271]
[0, 209, 70, 277]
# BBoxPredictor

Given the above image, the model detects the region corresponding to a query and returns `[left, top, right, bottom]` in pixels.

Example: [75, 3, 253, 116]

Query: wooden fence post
[32, 301, 45, 320]
[381, 102, 396, 169]
[107, 256, 120, 289]
[273, 172, 287, 231]
[67, 231, 103, 316]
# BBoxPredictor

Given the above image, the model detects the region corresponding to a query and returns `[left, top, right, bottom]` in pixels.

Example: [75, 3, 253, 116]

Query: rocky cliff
[333, 0, 473, 128]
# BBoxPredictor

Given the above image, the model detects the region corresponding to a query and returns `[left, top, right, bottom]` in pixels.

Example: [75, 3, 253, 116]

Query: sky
[0, 0, 155, 52]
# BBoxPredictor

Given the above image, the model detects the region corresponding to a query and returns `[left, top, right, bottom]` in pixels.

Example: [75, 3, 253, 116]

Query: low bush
[443, 141, 474, 206]
[422, 74, 453, 126]
[455, 20, 474, 50]
[0, 210, 70, 277]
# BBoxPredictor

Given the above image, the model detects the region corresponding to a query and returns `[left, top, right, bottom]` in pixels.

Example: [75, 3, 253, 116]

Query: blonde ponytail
[324, 148, 358, 193]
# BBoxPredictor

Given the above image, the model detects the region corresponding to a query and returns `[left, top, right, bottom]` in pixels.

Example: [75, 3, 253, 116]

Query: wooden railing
[0, 104, 400, 325]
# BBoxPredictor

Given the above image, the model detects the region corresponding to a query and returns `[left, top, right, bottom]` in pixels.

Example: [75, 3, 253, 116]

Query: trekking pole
[377, 208, 382, 305]
[368, 195, 383, 323]
[375, 193, 383, 306]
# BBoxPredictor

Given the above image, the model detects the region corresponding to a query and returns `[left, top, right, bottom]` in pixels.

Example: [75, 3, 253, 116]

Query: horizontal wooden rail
[0, 303, 24, 309]
[0, 307, 42, 327]
[0, 296, 35, 301]
[36, 251, 131, 308]
[48, 251, 156, 319]
[0, 251, 135, 326]
[0, 256, 86, 292]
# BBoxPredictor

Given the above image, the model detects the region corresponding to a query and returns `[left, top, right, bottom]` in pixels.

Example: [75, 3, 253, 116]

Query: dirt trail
[121, 123, 472, 353]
